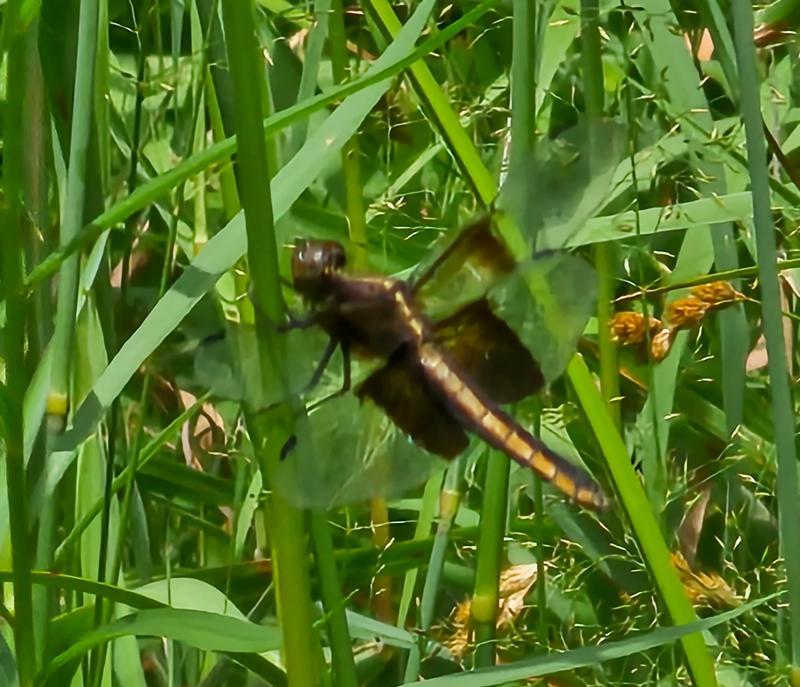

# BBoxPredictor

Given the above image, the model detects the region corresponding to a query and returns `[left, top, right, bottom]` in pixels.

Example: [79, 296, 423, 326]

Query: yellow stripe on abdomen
[418, 343, 608, 511]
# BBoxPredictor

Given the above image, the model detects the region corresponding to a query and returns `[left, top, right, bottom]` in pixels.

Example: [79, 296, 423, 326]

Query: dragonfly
[203, 118, 626, 510]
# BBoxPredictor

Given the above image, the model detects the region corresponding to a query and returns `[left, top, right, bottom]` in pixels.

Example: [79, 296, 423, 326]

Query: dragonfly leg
[340, 340, 351, 394]
[247, 281, 318, 332]
[304, 337, 339, 392]
[282, 342, 351, 462]
[277, 310, 319, 333]
[303, 341, 352, 413]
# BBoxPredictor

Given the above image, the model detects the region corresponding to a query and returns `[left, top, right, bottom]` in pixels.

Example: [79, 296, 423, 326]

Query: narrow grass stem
[47, 0, 100, 426]
[404, 464, 460, 681]
[731, 0, 800, 665]
[568, 355, 718, 686]
[2, 27, 37, 687]
[581, 0, 621, 430]
[309, 512, 359, 686]
[222, 2, 324, 684]
[471, 452, 509, 668]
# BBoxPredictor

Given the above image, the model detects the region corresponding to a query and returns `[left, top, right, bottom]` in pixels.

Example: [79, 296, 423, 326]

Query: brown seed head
[665, 296, 709, 330]
[671, 551, 741, 609]
[610, 311, 663, 345]
[690, 280, 745, 309]
[650, 327, 676, 361]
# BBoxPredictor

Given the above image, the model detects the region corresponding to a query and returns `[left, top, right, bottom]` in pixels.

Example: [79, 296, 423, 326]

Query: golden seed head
[690, 280, 744, 308]
[650, 327, 675, 361]
[665, 296, 709, 330]
[610, 311, 662, 345]
[671, 551, 741, 609]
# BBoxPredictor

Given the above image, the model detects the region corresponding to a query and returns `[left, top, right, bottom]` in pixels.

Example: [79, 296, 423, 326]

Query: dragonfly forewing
[501, 118, 627, 249]
[487, 253, 597, 384]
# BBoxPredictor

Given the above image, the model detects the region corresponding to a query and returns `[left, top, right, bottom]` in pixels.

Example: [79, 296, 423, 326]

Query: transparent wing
[273, 394, 447, 509]
[410, 118, 620, 384]
[487, 253, 597, 385]
[500, 117, 627, 249]
[193, 323, 326, 408]
[412, 216, 517, 321]
[196, 325, 449, 508]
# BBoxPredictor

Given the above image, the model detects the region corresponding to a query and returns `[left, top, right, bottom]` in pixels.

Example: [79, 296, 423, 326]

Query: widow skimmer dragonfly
[203, 118, 624, 510]
[284, 216, 609, 510]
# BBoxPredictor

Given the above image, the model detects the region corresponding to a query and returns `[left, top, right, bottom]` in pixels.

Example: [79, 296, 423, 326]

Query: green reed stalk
[221, 2, 324, 685]
[567, 355, 718, 686]
[297, 2, 360, 682]
[47, 0, 100, 428]
[471, 453, 509, 668]
[581, 0, 620, 430]
[21, 20, 53, 668]
[309, 515, 358, 687]
[331, 0, 393, 639]
[289, 0, 331, 154]
[404, 464, 461, 681]
[329, 0, 368, 265]
[105, 10, 213, 677]
[730, 0, 800, 665]
[2, 23, 37, 687]
[472, 0, 540, 669]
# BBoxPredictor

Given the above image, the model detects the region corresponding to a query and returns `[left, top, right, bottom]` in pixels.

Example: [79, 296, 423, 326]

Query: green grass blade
[222, 1, 323, 684]
[2, 22, 38, 687]
[731, 0, 800, 664]
[47, 0, 100, 424]
[24, 0, 503, 291]
[399, 592, 777, 686]
[568, 355, 717, 686]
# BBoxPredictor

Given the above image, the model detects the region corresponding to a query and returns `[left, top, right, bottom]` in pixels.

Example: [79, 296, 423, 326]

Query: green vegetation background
[0, 0, 798, 685]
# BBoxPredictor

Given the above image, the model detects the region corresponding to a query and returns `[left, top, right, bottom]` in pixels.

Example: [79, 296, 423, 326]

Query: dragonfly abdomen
[418, 343, 608, 511]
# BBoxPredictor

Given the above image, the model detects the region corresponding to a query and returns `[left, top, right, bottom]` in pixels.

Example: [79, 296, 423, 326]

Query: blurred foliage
[1, 0, 800, 685]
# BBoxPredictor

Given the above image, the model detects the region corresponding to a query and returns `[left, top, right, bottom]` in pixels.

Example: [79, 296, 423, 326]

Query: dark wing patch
[433, 299, 544, 404]
[357, 348, 469, 459]
[412, 216, 517, 318]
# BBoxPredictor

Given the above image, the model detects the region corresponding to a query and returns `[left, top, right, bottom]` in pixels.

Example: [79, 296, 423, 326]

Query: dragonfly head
[291, 239, 347, 300]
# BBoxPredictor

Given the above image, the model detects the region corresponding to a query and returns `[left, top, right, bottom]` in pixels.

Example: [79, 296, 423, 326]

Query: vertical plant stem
[471, 454, 509, 668]
[304, 0, 362, 673]
[582, 0, 620, 430]
[510, 0, 535, 155]
[329, 0, 368, 263]
[331, 0, 389, 640]
[731, 0, 800, 664]
[20, 19, 53, 666]
[221, 2, 323, 685]
[404, 463, 460, 682]
[470, 0, 537, 668]
[309, 514, 358, 687]
[289, 0, 332, 153]
[397, 470, 442, 630]
[511, 0, 551, 646]
[108, 0, 213, 605]
[580, 0, 603, 118]
[568, 355, 717, 686]
[47, 0, 100, 427]
[2, 23, 36, 687]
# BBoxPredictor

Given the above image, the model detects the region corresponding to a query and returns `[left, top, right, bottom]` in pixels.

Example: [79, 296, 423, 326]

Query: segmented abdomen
[417, 342, 608, 511]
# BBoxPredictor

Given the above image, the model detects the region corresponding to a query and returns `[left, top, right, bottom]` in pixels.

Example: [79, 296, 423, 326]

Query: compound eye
[332, 246, 346, 269]
[293, 239, 308, 260]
